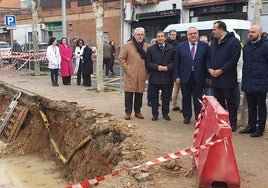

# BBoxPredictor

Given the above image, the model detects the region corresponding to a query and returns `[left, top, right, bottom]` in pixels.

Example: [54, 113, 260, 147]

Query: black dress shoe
[172, 107, 181, 111]
[152, 116, 158, 121]
[231, 125, 237, 132]
[239, 127, 255, 134]
[163, 114, 171, 121]
[183, 119, 190, 124]
[250, 130, 263, 137]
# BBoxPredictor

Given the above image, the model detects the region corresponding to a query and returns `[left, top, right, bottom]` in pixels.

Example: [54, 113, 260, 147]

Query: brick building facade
[0, 0, 121, 46]
[0, 0, 266, 47]
[0, 0, 20, 9]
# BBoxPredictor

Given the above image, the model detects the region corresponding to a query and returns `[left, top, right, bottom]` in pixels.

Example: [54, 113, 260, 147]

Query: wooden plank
[0, 105, 28, 143]
[11, 107, 28, 141]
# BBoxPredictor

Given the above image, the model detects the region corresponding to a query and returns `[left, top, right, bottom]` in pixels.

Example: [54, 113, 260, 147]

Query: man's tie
[191, 43, 195, 59]
[160, 45, 164, 52]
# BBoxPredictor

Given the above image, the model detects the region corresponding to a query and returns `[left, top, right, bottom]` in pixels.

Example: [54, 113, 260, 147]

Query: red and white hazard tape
[193, 96, 207, 145]
[184, 96, 207, 177]
[8, 57, 31, 77]
[0, 50, 12, 59]
[64, 138, 226, 188]
[0, 51, 47, 60]
[0, 62, 16, 73]
[0, 54, 47, 76]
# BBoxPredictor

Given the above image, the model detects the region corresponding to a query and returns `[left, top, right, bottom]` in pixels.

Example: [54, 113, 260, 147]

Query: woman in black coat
[82, 45, 93, 87]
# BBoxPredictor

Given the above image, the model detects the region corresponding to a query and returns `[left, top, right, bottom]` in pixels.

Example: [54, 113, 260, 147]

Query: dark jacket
[207, 32, 241, 88]
[82, 46, 93, 74]
[12, 41, 22, 52]
[103, 42, 112, 59]
[173, 40, 209, 85]
[241, 38, 268, 93]
[111, 45, 116, 57]
[166, 38, 178, 48]
[146, 42, 174, 85]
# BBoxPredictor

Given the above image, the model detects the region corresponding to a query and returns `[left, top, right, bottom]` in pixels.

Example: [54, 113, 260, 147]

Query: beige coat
[119, 41, 149, 93]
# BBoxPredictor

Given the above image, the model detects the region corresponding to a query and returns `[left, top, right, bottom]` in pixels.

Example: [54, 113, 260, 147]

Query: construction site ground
[0, 70, 268, 188]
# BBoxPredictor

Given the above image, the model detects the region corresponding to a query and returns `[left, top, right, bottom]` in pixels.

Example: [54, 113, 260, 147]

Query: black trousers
[110, 56, 115, 74]
[82, 74, 91, 86]
[151, 84, 171, 117]
[246, 92, 267, 132]
[103, 58, 111, 76]
[62, 76, 71, 85]
[181, 73, 203, 120]
[77, 60, 82, 85]
[50, 69, 59, 84]
[213, 87, 237, 128]
[147, 82, 152, 103]
[124, 92, 143, 114]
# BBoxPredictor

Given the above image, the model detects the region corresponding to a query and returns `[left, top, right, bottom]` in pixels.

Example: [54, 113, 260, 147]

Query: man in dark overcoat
[239, 25, 268, 137]
[146, 31, 174, 121]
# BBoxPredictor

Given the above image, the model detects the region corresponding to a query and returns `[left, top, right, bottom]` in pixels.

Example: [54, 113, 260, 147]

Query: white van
[163, 19, 250, 44]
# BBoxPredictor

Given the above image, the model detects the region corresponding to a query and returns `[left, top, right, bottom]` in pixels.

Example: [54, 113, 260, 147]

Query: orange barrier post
[193, 96, 240, 188]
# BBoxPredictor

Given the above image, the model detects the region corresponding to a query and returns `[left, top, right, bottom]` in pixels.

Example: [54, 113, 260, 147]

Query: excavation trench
[0, 84, 166, 187]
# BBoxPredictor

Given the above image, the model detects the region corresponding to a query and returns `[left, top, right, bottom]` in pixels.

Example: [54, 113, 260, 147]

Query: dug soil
[0, 89, 195, 188]
[0, 74, 268, 188]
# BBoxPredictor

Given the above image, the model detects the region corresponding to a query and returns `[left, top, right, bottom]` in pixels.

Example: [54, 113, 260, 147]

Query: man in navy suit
[173, 27, 209, 124]
[146, 31, 174, 121]
[207, 21, 241, 132]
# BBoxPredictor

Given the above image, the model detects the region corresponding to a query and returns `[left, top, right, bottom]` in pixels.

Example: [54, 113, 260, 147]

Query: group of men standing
[119, 21, 268, 138]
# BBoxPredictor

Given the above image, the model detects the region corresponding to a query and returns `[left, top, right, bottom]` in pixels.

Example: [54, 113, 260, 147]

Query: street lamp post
[32, 0, 40, 75]
[61, 0, 67, 37]
[119, 0, 124, 93]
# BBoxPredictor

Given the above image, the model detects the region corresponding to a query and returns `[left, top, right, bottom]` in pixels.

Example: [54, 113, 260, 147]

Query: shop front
[132, 9, 180, 43]
[187, 2, 248, 22]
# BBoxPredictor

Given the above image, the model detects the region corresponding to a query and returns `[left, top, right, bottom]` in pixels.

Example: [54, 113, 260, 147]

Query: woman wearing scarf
[119, 27, 149, 120]
[74, 39, 85, 85]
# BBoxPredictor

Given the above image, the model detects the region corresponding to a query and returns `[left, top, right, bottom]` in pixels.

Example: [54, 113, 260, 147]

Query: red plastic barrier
[193, 96, 240, 188]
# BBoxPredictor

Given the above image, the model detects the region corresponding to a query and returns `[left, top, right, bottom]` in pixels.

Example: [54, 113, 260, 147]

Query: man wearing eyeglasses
[173, 27, 209, 124]
[119, 27, 149, 121]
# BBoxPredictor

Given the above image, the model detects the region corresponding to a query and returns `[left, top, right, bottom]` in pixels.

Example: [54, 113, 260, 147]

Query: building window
[103, 0, 119, 2]
[77, 0, 92, 6]
[77, 0, 119, 6]
[190, 3, 247, 21]
[262, 2, 268, 15]
[40, 0, 71, 9]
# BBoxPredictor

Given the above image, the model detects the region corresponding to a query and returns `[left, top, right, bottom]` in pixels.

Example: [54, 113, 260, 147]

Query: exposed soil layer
[0, 88, 185, 187]
[1, 76, 268, 188]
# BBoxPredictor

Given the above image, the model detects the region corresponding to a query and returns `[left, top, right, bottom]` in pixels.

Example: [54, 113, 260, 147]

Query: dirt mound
[0, 89, 184, 187]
